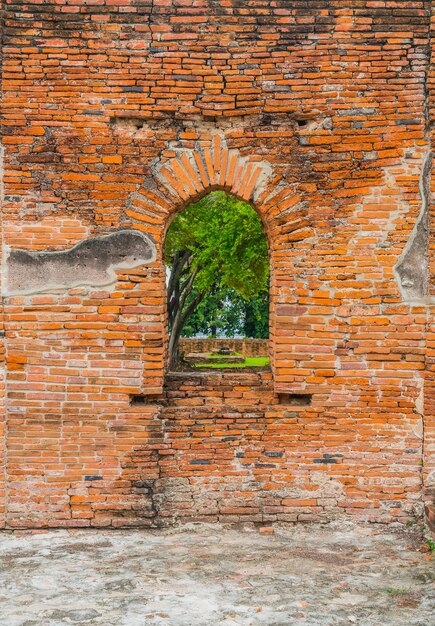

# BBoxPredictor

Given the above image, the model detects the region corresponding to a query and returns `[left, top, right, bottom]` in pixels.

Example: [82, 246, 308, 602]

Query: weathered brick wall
[179, 338, 269, 358]
[424, 3, 435, 530]
[426, 316, 435, 530]
[156, 372, 423, 526]
[0, 0, 434, 528]
[6, 370, 422, 528]
[0, 140, 5, 527]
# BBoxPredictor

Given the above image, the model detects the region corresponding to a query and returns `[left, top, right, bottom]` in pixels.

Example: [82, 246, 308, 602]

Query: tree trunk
[243, 299, 256, 338]
[168, 288, 204, 369]
[167, 253, 199, 367]
[168, 320, 183, 370]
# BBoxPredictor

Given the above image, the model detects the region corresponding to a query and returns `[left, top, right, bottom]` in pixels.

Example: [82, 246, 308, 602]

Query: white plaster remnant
[0, 143, 4, 299]
[394, 150, 432, 303]
[427, 470, 435, 488]
[415, 381, 425, 417]
[3, 230, 156, 296]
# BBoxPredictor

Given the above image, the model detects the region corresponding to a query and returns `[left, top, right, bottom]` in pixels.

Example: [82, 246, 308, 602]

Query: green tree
[182, 287, 269, 339]
[242, 289, 269, 338]
[165, 191, 269, 367]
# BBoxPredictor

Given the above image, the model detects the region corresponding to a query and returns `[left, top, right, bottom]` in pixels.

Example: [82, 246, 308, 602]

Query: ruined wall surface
[0, 139, 5, 527]
[424, 5, 435, 531]
[179, 338, 269, 358]
[0, 0, 434, 527]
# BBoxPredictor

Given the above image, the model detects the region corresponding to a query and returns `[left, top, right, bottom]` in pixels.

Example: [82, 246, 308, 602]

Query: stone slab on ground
[0, 521, 433, 626]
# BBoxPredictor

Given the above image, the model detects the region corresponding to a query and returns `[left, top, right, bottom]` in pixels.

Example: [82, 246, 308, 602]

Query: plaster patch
[4, 230, 156, 296]
[394, 150, 432, 302]
[415, 381, 424, 417]
[311, 471, 345, 498]
[427, 470, 435, 488]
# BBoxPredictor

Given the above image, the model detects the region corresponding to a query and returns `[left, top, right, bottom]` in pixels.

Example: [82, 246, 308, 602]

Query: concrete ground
[0, 522, 433, 626]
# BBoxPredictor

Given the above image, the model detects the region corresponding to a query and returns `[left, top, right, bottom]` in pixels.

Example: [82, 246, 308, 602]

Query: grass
[426, 538, 435, 552]
[196, 356, 270, 369]
[383, 587, 411, 597]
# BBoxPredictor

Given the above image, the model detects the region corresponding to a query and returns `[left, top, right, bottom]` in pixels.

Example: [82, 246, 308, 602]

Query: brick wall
[0, 140, 5, 527]
[179, 338, 269, 359]
[3, 371, 425, 528]
[156, 372, 423, 526]
[0, 0, 434, 528]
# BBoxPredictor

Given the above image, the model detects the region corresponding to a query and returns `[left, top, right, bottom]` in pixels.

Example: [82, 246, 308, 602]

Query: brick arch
[156, 137, 273, 230]
[127, 134, 308, 253]
[126, 136, 312, 392]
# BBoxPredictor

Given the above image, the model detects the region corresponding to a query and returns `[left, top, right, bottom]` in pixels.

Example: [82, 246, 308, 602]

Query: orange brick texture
[0, 0, 434, 528]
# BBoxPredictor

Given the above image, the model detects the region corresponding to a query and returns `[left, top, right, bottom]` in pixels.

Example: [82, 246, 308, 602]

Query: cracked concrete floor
[0, 522, 433, 626]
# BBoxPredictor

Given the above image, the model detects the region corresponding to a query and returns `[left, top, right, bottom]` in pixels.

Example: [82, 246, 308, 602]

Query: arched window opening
[165, 191, 270, 371]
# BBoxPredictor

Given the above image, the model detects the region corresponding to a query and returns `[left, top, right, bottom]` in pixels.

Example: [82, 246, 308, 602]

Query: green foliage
[165, 192, 270, 359]
[242, 290, 269, 338]
[427, 538, 435, 552]
[165, 191, 269, 299]
[382, 587, 411, 597]
[182, 287, 269, 338]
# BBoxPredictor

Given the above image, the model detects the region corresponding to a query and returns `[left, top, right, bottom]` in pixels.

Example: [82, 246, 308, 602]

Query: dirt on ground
[0, 521, 433, 626]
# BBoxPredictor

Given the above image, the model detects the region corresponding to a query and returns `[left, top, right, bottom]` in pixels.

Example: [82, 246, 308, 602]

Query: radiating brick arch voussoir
[127, 136, 310, 392]
[128, 136, 308, 250]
